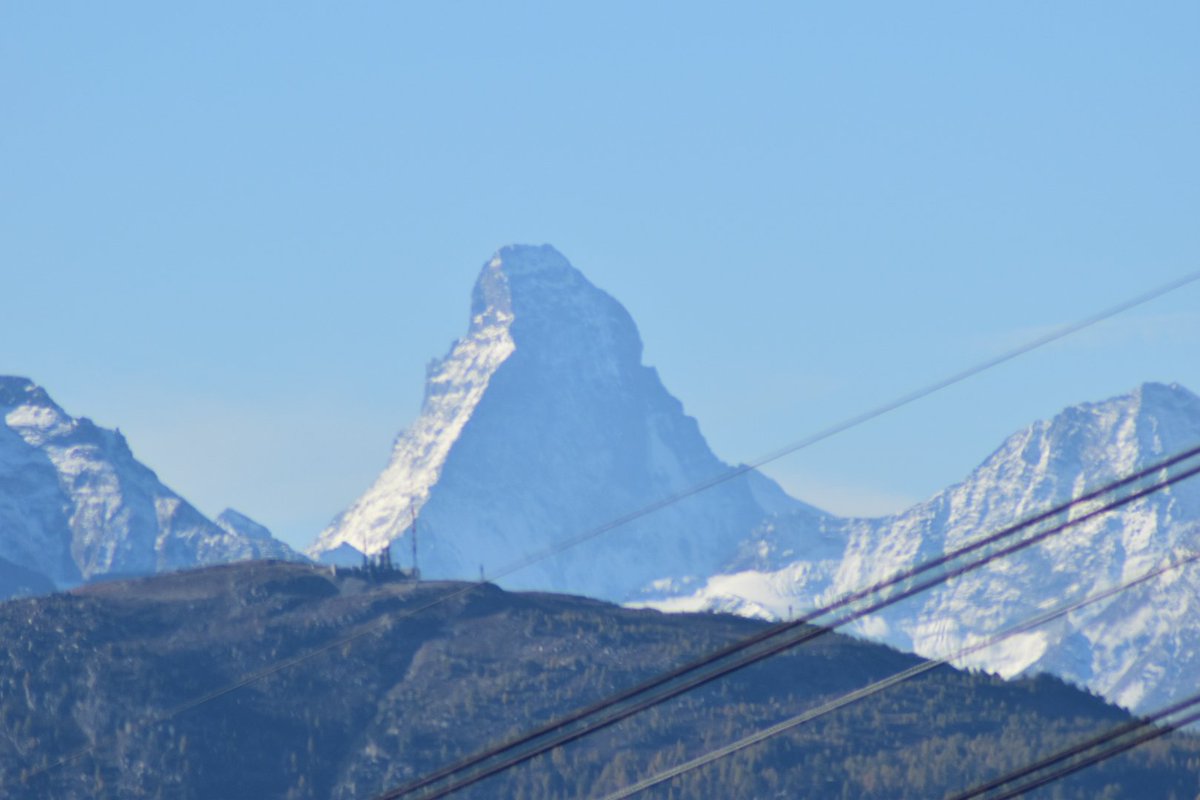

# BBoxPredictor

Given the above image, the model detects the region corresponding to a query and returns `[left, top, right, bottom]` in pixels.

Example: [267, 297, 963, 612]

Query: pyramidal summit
[307, 244, 1200, 718]
[307, 244, 812, 598]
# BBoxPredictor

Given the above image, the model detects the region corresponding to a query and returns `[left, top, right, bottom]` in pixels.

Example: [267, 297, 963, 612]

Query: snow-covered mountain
[640, 382, 1200, 715]
[0, 376, 302, 591]
[303, 242, 1200, 714]
[308, 244, 812, 599]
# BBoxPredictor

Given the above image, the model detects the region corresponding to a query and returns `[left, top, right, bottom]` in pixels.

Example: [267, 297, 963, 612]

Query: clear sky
[3, 3, 1198, 549]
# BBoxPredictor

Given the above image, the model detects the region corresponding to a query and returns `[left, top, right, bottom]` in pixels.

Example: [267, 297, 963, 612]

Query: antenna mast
[410, 508, 419, 580]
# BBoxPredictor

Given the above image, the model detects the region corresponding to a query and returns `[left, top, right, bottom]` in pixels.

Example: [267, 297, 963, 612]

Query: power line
[594, 551, 1200, 799]
[948, 693, 1200, 800]
[461, 268, 1200, 588]
[23, 268, 1200, 783]
[385, 461, 1200, 799]
[376, 443, 1200, 799]
[375, 450, 1200, 799]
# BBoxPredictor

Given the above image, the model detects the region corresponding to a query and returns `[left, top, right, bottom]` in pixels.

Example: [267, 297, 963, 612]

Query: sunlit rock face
[309, 242, 1200, 717]
[309, 244, 812, 599]
[642, 382, 1200, 715]
[0, 376, 301, 588]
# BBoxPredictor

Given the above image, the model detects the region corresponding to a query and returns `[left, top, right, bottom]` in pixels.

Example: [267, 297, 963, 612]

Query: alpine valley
[311, 245, 1200, 719]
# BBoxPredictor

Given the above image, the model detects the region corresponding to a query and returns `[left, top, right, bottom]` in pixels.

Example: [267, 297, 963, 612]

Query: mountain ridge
[0, 375, 303, 591]
[306, 244, 1200, 717]
[309, 244, 811, 599]
[4, 560, 1198, 799]
[640, 380, 1200, 715]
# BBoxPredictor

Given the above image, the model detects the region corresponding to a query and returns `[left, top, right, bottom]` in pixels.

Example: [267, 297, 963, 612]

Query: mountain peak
[488, 243, 573, 276]
[1132, 380, 1199, 409]
[469, 243, 606, 330]
[0, 376, 58, 411]
[215, 509, 275, 542]
[1072, 381, 1199, 414]
[310, 245, 801, 598]
[642, 381, 1200, 716]
[1, 380, 303, 586]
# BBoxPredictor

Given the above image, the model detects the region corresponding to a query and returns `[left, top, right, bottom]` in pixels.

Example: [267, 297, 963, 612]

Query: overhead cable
[378, 443, 1200, 799]
[948, 692, 1200, 800]
[25, 268, 1200, 784]
[375, 448, 1200, 799]
[595, 550, 1200, 799]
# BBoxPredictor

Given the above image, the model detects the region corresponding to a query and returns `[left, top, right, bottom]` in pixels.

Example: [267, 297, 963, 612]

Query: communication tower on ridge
[337, 520, 416, 582]
[410, 508, 420, 581]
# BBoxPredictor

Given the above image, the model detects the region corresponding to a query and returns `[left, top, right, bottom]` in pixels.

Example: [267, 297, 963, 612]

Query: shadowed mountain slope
[2, 560, 1198, 799]
[309, 245, 812, 599]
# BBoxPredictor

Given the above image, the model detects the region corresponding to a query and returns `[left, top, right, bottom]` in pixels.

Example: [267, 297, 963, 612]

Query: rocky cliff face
[308, 245, 812, 599]
[0, 376, 302, 588]
[641, 382, 1200, 715]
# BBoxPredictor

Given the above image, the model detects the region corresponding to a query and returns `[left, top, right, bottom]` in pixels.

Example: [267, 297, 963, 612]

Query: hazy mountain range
[308, 244, 807, 599]
[638, 381, 1200, 717]
[0, 376, 301, 597]
[4, 243, 1198, 721]
[309, 245, 1200, 717]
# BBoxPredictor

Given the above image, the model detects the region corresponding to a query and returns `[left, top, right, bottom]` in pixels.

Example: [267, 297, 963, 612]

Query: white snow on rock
[308, 244, 820, 599]
[302, 242, 1200, 717]
[0, 377, 303, 587]
[639, 382, 1200, 715]
[216, 508, 278, 542]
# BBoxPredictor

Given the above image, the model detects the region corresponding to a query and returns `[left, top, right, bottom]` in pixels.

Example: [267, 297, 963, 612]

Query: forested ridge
[0, 561, 1196, 799]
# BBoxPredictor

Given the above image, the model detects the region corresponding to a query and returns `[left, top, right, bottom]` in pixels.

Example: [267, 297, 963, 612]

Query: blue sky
[3, 3, 1198, 548]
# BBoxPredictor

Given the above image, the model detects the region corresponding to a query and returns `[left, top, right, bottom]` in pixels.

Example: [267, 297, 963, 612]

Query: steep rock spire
[308, 245, 806, 599]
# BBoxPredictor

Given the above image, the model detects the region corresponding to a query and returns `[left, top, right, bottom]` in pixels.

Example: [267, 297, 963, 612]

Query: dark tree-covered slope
[0, 561, 1196, 799]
